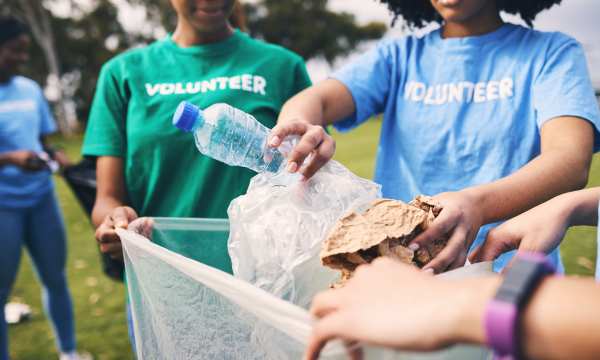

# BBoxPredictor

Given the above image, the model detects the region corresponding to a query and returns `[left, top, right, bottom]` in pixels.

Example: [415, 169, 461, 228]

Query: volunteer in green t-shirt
[84, 0, 311, 267]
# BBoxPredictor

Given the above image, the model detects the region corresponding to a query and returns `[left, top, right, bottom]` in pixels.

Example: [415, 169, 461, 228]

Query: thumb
[113, 207, 137, 228]
[470, 229, 519, 263]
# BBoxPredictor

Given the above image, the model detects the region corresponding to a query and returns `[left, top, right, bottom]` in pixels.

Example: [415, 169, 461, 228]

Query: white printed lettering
[145, 83, 161, 96]
[499, 78, 513, 98]
[462, 82, 475, 103]
[175, 83, 186, 94]
[474, 82, 486, 103]
[229, 76, 241, 90]
[253, 76, 266, 95]
[216, 77, 229, 90]
[411, 82, 426, 101]
[201, 79, 217, 93]
[486, 81, 499, 101]
[186, 82, 201, 94]
[159, 83, 175, 95]
[241, 74, 253, 92]
[448, 83, 462, 103]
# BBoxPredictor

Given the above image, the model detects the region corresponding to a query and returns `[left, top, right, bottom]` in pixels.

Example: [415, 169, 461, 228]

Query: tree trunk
[19, 0, 78, 135]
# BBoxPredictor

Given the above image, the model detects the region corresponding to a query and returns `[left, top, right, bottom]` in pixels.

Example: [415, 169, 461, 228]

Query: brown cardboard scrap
[321, 196, 446, 287]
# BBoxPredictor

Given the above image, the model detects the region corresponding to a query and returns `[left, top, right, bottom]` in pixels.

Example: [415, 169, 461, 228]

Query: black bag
[62, 157, 125, 282]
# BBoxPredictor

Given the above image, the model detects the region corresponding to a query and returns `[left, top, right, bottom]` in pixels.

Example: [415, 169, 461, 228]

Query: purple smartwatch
[484, 252, 555, 360]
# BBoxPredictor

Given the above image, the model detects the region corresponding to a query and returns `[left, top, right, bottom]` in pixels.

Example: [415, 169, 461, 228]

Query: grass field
[7, 120, 598, 359]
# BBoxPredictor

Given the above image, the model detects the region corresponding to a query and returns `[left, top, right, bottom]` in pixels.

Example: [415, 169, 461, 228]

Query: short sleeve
[331, 40, 393, 132]
[37, 89, 57, 135]
[82, 61, 128, 157]
[534, 35, 600, 149]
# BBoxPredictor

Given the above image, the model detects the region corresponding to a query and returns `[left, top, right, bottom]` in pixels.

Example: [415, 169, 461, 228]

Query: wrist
[548, 193, 578, 227]
[449, 276, 501, 345]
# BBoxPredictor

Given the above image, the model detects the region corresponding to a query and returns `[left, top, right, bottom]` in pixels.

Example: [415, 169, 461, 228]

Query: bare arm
[277, 79, 356, 127]
[415, 116, 594, 272]
[471, 186, 600, 262]
[93, 156, 137, 258]
[467, 116, 593, 224]
[268, 79, 355, 178]
[306, 258, 600, 360]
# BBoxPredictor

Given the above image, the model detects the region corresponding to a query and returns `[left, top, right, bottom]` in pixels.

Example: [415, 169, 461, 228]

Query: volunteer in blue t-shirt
[269, 0, 600, 273]
[0, 17, 88, 360]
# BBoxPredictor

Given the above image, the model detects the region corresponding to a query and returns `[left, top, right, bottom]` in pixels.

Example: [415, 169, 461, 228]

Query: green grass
[8, 122, 597, 359]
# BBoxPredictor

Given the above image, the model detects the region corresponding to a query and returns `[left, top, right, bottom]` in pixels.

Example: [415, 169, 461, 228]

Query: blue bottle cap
[173, 101, 200, 132]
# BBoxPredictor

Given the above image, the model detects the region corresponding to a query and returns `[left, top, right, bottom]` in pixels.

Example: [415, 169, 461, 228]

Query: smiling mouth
[191, 4, 224, 17]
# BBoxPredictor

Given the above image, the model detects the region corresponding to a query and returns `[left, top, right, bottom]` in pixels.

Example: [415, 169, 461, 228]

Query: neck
[442, 3, 503, 38]
[172, 20, 234, 47]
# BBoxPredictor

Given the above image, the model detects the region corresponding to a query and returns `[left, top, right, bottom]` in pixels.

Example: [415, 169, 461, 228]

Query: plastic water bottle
[172, 101, 291, 173]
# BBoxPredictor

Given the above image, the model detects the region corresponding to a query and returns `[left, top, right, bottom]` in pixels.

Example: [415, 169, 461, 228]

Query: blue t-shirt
[0, 76, 57, 208]
[333, 23, 600, 272]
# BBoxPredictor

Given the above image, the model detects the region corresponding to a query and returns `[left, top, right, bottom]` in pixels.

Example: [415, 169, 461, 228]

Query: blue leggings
[0, 191, 75, 360]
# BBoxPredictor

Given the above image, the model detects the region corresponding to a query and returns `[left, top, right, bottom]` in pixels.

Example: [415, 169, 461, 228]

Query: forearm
[0, 152, 14, 166]
[455, 277, 600, 360]
[554, 187, 600, 227]
[464, 150, 588, 224]
[278, 79, 355, 127]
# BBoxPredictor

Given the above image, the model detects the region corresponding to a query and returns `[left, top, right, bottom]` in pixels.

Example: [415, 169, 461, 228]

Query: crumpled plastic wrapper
[320, 196, 444, 287]
[228, 160, 382, 307]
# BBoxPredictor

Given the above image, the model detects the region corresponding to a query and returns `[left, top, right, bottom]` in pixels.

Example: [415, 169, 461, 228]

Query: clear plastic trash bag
[119, 221, 493, 360]
[227, 160, 382, 307]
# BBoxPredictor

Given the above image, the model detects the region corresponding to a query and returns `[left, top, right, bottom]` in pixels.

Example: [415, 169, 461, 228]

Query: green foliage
[245, 0, 386, 62]
[2, 0, 386, 126]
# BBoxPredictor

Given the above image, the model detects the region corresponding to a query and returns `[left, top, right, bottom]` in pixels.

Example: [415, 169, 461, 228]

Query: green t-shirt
[82, 30, 311, 219]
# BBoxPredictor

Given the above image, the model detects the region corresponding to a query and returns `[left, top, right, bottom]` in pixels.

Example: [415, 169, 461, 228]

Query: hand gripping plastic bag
[118, 223, 493, 360]
[227, 160, 382, 307]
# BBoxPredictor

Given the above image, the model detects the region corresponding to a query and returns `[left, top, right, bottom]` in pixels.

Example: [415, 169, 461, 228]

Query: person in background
[269, 0, 600, 274]
[83, 0, 311, 351]
[0, 16, 90, 360]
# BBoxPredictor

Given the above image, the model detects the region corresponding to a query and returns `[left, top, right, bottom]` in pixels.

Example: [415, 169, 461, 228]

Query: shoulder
[508, 24, 581, 50]
[100, 39, 165, 75]
[240, 34, 305, 64]
[12, 76, 42, 92]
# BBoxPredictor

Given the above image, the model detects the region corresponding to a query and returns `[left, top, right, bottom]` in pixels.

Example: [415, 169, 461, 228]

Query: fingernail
[269, 136, 280, 147]
[287, 162, 298, 173]
[116, 221, 127, 228]
[408, 243, 419, 251]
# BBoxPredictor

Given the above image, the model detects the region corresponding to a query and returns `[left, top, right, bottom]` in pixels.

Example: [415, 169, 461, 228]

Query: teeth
[439, 0, 451, 4]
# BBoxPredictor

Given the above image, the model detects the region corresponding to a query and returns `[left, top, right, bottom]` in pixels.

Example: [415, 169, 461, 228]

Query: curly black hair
[379, 0, 562, 28]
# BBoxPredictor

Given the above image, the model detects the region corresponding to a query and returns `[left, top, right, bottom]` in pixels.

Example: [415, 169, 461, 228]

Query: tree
[2, 0, 386, 132]
[244, 0, 386, 62]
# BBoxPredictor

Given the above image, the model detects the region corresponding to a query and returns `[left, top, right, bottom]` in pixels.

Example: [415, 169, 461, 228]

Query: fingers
[304, 312, 352, 360]
[112, 206, 137, 228]
[310, 290, 342, 318]
[469, 228, 518, 263]
[422, 227, 467, 274]
[269, 122, 309, 148]
[286, 126, 329, 174]
[129, 217, 155, 239]
[300, 137, 335, 180]
[269, 122, 334, 179]
[411, 208, 457, 248]
[95, 207, 138, 257]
